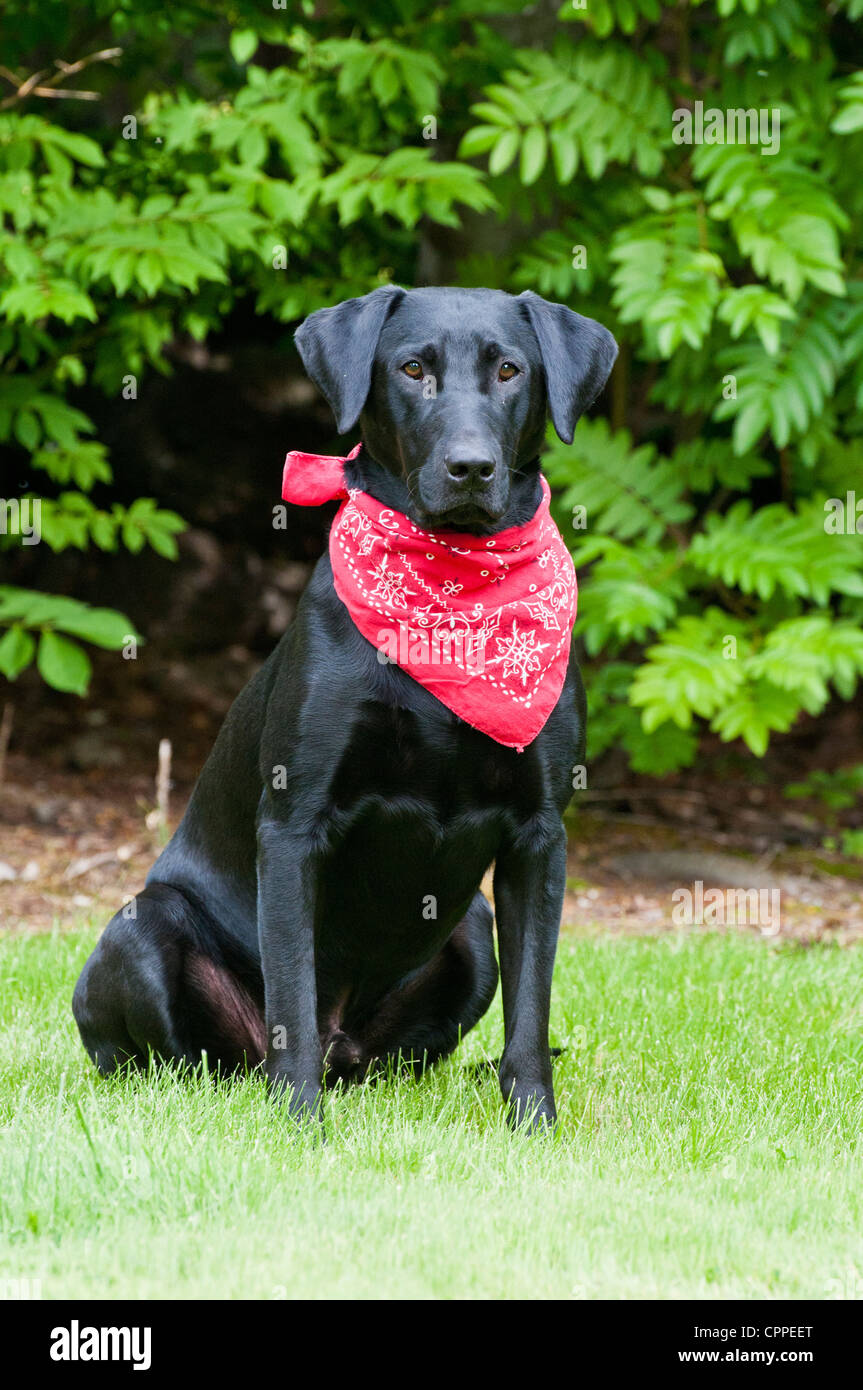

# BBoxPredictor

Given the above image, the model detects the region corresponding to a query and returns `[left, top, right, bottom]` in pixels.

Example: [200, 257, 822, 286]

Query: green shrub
[1, 1, 861, 775]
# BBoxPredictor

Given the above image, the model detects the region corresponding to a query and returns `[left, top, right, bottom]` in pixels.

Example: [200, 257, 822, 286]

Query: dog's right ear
[294, 285, 406, 435]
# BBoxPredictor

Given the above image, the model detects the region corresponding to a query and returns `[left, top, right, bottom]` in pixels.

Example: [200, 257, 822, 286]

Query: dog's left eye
[498, 362, 519, 381]
[401, 360, 424, 379]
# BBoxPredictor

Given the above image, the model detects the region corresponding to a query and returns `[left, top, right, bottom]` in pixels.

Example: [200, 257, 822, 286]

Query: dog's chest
[298, 677, 564, 960]
[321, 704, 540, 889]
[330, 701, 540, 825]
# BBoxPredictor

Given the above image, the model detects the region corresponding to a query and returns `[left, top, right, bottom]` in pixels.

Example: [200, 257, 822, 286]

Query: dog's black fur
[72, 287, 617, 1130]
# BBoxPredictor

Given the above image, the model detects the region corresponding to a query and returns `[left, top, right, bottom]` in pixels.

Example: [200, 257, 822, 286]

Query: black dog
[72, 287, 617, 1130]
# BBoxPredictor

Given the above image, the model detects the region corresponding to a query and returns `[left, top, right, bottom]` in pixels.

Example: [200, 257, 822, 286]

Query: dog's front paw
[506, 1089, 557, 1134]
[499, 1057, 557, 1133]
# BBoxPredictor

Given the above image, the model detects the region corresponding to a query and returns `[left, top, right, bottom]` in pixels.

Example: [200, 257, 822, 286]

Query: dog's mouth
[421, 500, 505, 532]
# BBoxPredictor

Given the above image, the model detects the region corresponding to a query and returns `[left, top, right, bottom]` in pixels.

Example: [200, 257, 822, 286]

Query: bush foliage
[1, 1, 861, 771]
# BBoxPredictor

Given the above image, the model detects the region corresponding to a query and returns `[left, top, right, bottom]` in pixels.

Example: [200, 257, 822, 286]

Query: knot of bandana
[282, 444, 577, 751]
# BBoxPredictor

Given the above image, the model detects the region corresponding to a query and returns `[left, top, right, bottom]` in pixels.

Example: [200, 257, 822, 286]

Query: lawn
[0, 924, 861, 1300]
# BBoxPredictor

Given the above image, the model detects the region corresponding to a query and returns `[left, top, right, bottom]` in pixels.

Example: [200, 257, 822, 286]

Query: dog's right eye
[401, 360, 423, 379]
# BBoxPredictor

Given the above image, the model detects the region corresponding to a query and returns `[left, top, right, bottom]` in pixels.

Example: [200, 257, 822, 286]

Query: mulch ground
[1, 754, 860, 944]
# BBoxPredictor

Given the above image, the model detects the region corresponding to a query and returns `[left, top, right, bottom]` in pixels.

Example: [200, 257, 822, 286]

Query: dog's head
[295, 286, 617, 532]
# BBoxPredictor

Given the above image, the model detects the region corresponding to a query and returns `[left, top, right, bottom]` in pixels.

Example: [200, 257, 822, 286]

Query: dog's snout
[444, 454, 496, 487]
[431, 435, 506, 520]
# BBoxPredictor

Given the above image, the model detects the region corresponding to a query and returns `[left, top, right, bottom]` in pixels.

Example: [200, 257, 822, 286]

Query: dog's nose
[444, 456, 496, 487]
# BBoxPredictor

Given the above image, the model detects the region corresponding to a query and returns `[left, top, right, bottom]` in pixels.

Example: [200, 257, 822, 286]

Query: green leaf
[520, 126, 548, 185]
[488, 129, 520, 176]
[549, 127, 578, 183]
[14, 409, 40, 452]
[457, 126, 502, 159]
[230, 30, 259, 65]
[371, 57, 401, 107]
[53, 607, 139, 649]
[36, 630, 91, 696]
[0, 625, 35, 680]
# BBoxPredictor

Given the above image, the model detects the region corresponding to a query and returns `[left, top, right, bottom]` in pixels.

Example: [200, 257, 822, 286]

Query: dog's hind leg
[72, 884, 266, 1078]
[351, 891, 499, 1078]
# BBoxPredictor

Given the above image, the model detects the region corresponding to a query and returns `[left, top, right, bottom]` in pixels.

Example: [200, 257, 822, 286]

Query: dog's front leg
[493, 823, 566, 1131]
[257, 818, 323, 1126]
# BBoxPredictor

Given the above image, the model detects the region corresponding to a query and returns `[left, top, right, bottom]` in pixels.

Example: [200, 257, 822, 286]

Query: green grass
[1, 925, 861, 1300]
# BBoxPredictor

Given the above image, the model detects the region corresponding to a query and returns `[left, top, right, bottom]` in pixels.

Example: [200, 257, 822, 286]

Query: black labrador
[72, 286, 617, 1130]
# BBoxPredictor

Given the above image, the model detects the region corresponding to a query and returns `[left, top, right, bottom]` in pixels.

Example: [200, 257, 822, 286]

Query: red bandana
[281, 445, 577, 751]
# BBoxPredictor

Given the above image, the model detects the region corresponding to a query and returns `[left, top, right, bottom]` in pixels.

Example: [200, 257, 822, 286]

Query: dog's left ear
[295, 284, 406, 435]
[517, 291, 618, 444]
